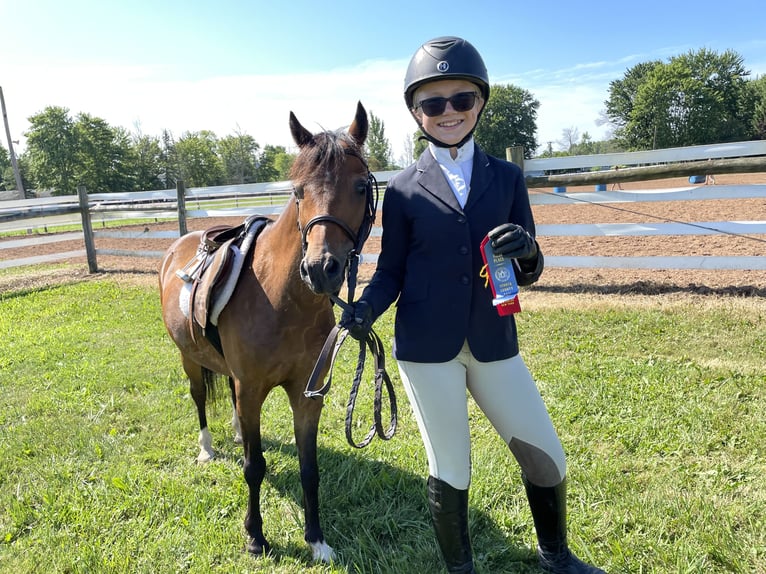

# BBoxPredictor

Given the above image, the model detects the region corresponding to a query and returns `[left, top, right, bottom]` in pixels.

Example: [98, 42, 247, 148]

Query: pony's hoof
[196, 450, 215, 463]
[246, 536, 271, 557]
[310, 539, 335, 562]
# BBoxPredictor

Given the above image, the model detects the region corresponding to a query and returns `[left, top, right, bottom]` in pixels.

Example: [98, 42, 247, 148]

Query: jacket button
[460, 274, 470, 285]
[457, 216, 466, 224]
[459, 246, 469, 255]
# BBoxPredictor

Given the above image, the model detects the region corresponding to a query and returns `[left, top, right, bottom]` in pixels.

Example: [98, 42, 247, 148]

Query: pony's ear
[290, 112, 315, 148]
[348, 101, 368, 146]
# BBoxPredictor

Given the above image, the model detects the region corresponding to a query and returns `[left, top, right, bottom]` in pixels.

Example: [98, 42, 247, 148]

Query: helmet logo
[437, 60, 450, 73]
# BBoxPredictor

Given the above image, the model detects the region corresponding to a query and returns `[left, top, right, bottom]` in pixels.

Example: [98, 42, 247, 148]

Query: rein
[304, 321, 397, 449]
[298, 148, 397, 449]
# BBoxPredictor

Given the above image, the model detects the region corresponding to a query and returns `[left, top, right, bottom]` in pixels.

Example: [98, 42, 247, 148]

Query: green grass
[0, 279, 764, 573]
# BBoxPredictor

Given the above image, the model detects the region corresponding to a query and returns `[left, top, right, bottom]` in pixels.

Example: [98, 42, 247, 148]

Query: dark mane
[290, 129, 362, 185]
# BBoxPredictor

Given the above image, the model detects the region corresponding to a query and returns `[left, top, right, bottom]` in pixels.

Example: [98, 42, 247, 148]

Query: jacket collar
[416, 145, 493, 214]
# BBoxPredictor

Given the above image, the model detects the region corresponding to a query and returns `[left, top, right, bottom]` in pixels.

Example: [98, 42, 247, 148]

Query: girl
[343, 36, 606, 574]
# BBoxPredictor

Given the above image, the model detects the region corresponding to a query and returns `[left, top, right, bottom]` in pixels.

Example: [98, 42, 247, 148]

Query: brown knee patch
[508, 438, 562, 487]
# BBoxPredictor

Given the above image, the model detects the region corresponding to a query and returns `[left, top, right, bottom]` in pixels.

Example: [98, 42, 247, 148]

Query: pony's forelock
[290, 129, 362, 185]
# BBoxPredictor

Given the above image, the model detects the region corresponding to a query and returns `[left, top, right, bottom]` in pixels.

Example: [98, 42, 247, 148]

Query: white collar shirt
[429, 139, 475, 209]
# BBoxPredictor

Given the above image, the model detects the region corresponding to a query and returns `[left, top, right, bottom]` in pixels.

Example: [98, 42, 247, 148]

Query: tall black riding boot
[427, 476, 477, 574]
[522, 475, 606, 574]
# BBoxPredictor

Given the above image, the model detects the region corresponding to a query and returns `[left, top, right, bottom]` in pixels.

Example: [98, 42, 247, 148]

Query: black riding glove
[340, 300, 374, 341]
[488, 223, 538, 261]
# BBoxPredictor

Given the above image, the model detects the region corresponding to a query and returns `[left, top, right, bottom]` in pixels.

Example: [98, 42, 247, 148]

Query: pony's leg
[183, 357, 216, 463]
[288, 389, 334, 563]
[239, 389, 270, 556]
[228, 377, 243, 444]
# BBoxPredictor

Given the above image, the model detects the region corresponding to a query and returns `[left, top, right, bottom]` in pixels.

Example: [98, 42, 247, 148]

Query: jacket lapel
[416, 152, 463, 213]
[463, 146, 493, 211]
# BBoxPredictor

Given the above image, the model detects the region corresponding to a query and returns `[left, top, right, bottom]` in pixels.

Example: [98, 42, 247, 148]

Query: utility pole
[1, 86, 25, 196]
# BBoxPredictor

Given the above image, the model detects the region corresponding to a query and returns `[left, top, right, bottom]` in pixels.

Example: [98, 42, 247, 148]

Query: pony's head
[289, 102, 374, 295]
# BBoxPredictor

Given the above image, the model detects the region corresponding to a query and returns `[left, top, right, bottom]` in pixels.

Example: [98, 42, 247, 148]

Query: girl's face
[411, 79, 484, 148]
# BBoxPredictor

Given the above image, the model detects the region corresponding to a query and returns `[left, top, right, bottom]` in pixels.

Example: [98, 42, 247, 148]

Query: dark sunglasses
[415, 91, 479, 117]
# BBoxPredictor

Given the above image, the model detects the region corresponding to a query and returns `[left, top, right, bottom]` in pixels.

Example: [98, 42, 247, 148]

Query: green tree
[747, 75, 766, 139]
[25, 107, 137, 194]
[25, 106, 79, 195]
[175, 130, 223, 187]
[568, 134, 623, 156]
[257, 145, 293, 182]
[158, 130, 179, 189]
[474, 84, 539, 159]
[17, 154, 34, 196]
[104, 126, 136, 192]
[1, 152, 34, 195]
[605, 60, 662, 133]
[0, 145, 10, 191]
[606, 49, 752, 149]
[75, 114, 135, 193]
[219, 130, 259, 184]
[365, 112, 393, 170]
[272, 151, 295, 181]
[132, 132, 164, 191]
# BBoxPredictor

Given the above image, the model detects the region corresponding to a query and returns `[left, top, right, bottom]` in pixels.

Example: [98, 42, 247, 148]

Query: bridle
[296, 146, 397, 449]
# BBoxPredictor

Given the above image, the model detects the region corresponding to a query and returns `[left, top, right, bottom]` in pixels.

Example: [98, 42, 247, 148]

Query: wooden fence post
[506, 146, 525, 169]
[176, 180, 188, 236]
[77, 184, 98, 273]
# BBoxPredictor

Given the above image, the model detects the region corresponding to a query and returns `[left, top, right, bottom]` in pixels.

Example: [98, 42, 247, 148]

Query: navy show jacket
[360, 145, 544, 363]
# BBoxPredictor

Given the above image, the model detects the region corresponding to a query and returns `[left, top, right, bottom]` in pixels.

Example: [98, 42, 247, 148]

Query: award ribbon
[479, 235, 521, 316]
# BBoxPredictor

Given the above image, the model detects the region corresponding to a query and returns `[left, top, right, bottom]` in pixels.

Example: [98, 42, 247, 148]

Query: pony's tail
[201, 367, 228, 408]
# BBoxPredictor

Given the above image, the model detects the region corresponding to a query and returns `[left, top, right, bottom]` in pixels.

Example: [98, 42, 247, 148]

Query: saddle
[176, 215, 271, 344]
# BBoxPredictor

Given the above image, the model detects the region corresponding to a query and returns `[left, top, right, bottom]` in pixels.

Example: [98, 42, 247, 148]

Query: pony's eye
[355, 180, 368, 195]
[293, 185, 305, 199]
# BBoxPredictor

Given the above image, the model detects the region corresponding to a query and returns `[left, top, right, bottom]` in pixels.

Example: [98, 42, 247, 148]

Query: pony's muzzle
[300, 252, 345, 294]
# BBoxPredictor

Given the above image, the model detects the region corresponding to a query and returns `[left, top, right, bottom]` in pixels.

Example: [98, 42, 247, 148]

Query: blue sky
[2, 0, 765, 162]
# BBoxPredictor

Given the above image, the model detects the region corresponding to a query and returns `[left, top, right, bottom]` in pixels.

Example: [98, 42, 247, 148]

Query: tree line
[2, 107, 298, 197]
[606, 48, 765, 150]
[548, 48, 766, 157]
[0, 106, 405, 197]
[2, 48, 765, 196]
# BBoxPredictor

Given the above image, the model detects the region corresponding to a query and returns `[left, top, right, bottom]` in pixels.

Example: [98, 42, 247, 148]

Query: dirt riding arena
[1, 173, 765, 298]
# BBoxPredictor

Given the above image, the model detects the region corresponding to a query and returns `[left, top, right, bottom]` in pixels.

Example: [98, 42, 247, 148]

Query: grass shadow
[229, 436, 541, 573]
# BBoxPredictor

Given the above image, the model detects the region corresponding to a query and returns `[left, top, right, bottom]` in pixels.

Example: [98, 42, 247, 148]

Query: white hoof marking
[197, 428, 215, 463]
[231, 406, 243, 444]
[310, 540, 335, 563]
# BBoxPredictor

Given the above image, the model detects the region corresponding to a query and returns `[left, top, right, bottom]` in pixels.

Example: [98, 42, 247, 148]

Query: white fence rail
[524, 139, 766, 173]
[1, 140, 764, 272]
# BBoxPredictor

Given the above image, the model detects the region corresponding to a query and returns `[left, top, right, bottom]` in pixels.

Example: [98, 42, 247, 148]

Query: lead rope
[305, 295, 398, 448]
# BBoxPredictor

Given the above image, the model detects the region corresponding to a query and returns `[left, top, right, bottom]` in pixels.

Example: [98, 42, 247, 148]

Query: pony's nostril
[323, 257, 340, 278]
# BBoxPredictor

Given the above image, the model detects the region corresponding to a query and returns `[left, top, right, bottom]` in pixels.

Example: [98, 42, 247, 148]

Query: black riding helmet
[404, 36, 490, 149]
